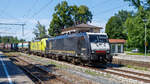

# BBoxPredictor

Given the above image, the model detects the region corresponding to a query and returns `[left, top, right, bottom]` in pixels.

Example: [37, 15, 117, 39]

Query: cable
[22, 0, 39, 19]
[23, 0, 53, 31]
[100, 5, 127, 14]
[31, 0, 53, 19]
[91, 0, 113, 9]
[21, 0, 53, 40]
[0, 0, 11, 17]
[93, 4, 127, 20]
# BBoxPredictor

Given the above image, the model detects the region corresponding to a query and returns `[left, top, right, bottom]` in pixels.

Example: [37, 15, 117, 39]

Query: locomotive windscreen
[89, 35, 108, 43]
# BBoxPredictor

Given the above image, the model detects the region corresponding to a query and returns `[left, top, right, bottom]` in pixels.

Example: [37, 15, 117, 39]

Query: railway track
[42, 54, 150, 83]
[10, 57, 71, 84]
[103, 69, 150, 83]
[45, 55, 150, 83]
[87, 66, 150, 83]
[8, 53, 150, 83]
[108, 68, 150, 78]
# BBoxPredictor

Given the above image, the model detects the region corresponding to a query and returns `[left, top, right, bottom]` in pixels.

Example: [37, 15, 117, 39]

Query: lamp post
[143, 19, 147, 56]
[145, 23, 147, 56]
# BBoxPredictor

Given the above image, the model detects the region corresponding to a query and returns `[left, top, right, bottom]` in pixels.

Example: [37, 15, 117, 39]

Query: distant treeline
[0, 36, 25, 43]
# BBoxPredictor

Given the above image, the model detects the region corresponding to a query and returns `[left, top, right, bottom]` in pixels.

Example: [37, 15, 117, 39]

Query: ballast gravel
[6, 52, 150, 84]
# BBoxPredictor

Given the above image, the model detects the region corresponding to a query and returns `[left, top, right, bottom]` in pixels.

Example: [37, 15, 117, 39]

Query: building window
[111, 44, 115, 53]
[118, 44, 121, 53]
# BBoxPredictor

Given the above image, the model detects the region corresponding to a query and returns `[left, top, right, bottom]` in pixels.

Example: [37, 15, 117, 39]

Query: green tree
[33, 21, 47, 39]
[124, 8, 150, 51]
[0, 36, 21, 43]
[48, 1, 92, 36]
[0, 36, 1, 43]
[124, 0, 150, 10]
[48, 14, 62, 36]
[75, 5, 92, 24]
[54, 1, 73, 28]
[105, 10, 132, 39]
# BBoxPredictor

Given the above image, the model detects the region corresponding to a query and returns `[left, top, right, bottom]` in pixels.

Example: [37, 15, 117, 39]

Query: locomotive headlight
[106, 50, 110, 53]
[92, 51, 95, 53]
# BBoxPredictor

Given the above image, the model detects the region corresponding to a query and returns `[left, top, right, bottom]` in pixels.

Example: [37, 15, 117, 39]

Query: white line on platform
[0, 55, 13, 84]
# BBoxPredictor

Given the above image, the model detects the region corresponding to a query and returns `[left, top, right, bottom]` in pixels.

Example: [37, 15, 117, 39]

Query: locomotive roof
[47, 32, 108, 40]
[86, 32, 107, 35]
[48, 33, 87, 40]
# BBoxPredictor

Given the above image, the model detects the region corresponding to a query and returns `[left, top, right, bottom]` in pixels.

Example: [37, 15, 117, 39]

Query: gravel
[6, 52, 150, 84]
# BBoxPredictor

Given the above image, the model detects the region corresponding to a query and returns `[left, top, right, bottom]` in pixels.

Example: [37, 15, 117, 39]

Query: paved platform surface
[0, 52, 34, 84]
[114, 54, 150, 62]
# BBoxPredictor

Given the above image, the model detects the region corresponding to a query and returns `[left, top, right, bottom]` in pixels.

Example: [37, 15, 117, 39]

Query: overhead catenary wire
[22, 0, 39, 25]
[23, 0, 53, 40]
[23, 0, 53, 31]
[0, 0, 130, 40]
[91, 0, 113, 9]
[93, 4, 127, 22]
[0, 0, 11, 18]
[31, 0, 53, 19]
[22, 0, 39, 19]
[98, 4, 127, 14]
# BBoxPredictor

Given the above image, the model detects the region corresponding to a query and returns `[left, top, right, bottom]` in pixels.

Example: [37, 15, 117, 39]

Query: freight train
[0, 32, 112, 65]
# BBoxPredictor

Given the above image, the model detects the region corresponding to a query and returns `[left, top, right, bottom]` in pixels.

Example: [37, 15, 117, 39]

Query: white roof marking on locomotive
[86, 32, 107, 35]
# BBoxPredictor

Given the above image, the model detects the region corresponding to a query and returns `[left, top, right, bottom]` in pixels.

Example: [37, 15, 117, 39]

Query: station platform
[0, 52, 34, 84]
[113, 54, 150, 68]
[113, 54, 150, 63]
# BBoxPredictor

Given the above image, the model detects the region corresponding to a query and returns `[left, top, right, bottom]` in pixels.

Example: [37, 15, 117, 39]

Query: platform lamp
[143, 18, 147, 56]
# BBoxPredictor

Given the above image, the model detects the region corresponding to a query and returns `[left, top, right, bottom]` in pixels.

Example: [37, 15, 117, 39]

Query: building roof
[75, 23, 102, 28]
[62, 23, 103, 32]
[109, 39, 126, 43]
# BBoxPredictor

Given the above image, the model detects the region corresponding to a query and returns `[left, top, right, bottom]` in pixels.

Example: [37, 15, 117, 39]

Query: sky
[0, 0, 134, 41]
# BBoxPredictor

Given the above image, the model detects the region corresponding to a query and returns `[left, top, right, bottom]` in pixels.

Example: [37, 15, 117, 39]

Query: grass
[126, 52, 150, 56]
[48, 60, 111, 77]
[84, 69, 111, 77]
[126, 65, 148, 71]
[84, 69, 99, 76]
[3, 52, 16, 57]
[48, 61, 68, 69]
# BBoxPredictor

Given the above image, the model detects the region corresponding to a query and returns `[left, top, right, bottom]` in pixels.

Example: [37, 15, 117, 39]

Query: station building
[61, 23, 103, 34]
[109, 39, 126, 53]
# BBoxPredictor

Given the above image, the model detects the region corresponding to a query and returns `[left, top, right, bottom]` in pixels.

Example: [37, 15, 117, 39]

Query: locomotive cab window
[89, 35, 108, 43]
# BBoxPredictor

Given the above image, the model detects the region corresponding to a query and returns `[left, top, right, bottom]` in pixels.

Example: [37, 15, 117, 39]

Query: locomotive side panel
[30, 41, 39, 52]
[30, 39, 47, 54]
[46, 33, 90, 61]
[41, 38, 48, 53]
[47, 37, 76, 56]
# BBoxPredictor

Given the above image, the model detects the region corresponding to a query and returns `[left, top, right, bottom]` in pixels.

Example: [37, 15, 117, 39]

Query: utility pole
[21, 24, 25, 37]
[0, 23, 26, 37]
[145, 23, 147, 56]
[143, 19, 147, 56]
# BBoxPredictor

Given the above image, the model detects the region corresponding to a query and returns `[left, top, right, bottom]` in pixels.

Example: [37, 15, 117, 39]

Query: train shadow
[0, 49, 16, 53]
[107, 63, 124, 68]
[22, 64, 57, 81]
[0, 56, 28, 79]
[93, 63, 124, 69]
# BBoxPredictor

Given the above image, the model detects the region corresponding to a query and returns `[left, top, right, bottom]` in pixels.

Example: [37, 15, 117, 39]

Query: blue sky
[0, 0, 134, 41]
